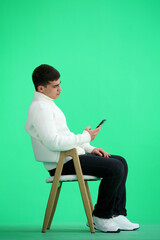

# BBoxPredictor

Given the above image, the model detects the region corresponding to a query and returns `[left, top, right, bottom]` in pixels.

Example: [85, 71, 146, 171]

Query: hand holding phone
[84, 126, 101, 141]
[84, 119, 106, 141]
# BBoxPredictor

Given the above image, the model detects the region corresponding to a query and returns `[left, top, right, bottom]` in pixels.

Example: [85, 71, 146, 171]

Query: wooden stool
[42, 148, 100, 233]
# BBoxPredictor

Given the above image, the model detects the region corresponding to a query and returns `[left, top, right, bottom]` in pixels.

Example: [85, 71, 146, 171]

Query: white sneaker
[87, 215, 120, 233]
[112, 215, 140, 231]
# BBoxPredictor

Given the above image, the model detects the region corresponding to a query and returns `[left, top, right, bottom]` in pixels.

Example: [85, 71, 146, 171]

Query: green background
[1, 0, 160, 227]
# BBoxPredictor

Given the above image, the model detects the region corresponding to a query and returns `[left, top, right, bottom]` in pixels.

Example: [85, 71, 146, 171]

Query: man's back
[25, 91, 93, 170]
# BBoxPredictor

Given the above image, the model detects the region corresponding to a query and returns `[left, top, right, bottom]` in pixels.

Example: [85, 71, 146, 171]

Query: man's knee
[114, 155, 128, 174]
[113, 161, 124, 180]
[119, 156, 128, 174]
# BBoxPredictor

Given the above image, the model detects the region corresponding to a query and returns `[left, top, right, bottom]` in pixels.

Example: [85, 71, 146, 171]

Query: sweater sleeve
[79, 142, 96, 153]
[32, 107, 91, 151]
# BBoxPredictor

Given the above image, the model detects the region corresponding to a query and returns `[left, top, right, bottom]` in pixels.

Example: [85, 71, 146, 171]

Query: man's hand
[85, 126, 101, 141]
[91, 148, 111, 158]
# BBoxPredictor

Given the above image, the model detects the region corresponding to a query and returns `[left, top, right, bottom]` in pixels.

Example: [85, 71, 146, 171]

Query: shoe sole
[120, 227, 140, 231]
[86, 222, 120, 233]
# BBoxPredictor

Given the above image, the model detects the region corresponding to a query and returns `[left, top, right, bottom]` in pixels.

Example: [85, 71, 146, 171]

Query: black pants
[48, 153, 128, 218]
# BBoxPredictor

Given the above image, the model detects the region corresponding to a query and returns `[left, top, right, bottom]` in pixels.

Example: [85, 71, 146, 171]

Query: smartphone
[96, 119, 106, 128]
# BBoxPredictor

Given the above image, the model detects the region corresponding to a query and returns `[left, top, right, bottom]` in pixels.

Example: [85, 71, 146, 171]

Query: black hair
[32, 64, 60, 91]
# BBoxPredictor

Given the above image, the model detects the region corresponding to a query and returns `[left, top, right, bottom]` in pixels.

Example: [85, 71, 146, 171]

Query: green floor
[0, 223, 160, 240]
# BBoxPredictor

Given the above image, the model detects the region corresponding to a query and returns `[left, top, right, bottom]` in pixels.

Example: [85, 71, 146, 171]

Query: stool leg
[42, 180, 59, 233]
[85, 181, 94, 213]
[42, 152, 65, 233]
[77, 177, 95, 233]
[72, 152, 95, 233]
[47, 182, 62, 229]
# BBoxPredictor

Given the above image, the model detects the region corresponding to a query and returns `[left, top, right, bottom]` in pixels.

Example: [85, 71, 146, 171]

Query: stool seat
[46, 175, 100, 183]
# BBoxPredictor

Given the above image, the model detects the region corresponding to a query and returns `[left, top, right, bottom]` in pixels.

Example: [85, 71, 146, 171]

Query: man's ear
[37, 85, 45, 93]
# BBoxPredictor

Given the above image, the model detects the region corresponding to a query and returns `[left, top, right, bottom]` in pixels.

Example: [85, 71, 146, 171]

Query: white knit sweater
[25, 91, 95, 170]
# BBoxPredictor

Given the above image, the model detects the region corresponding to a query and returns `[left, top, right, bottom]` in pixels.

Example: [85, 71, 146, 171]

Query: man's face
[38, 79, 62, 99]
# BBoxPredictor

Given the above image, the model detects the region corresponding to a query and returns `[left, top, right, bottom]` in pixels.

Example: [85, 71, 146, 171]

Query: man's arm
[79, 142, 96, 153]
[32, 107, 91, 151]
